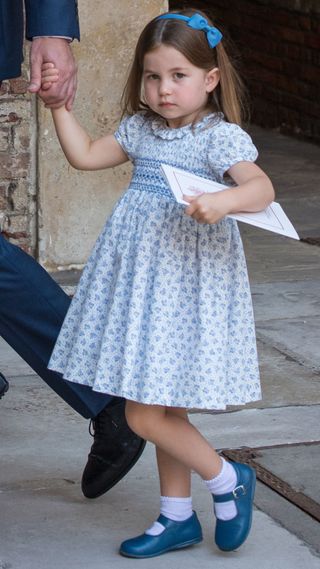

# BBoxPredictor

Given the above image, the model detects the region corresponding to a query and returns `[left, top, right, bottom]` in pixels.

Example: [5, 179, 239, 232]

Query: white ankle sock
[160, 496, 193, 521]
[204, 458, 238, 521]
[145, 521, 166, 536]
[145, 496, 193, 536]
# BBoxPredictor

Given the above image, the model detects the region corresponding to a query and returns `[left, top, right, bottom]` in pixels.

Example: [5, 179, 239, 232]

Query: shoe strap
[214, 484, 247, 503]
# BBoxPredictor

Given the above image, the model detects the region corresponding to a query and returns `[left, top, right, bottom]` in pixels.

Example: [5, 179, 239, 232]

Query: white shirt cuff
[32, 36, 73, 42]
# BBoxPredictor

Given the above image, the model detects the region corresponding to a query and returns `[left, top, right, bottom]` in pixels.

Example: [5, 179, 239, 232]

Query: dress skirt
[48, 187, 261, 410]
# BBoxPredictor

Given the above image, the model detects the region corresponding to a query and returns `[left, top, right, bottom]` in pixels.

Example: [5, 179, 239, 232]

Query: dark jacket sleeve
[25, 0, 80, 40]
[0, 0, 24, 80]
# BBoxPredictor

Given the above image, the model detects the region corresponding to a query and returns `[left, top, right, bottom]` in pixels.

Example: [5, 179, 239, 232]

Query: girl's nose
[159, 79, 172, 95]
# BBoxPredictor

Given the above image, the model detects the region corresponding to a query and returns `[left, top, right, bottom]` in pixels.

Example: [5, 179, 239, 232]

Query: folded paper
[161, 164, 299, 240]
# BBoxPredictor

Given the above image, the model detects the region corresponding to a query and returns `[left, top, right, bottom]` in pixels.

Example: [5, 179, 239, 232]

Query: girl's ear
[205, 67, 220, 93]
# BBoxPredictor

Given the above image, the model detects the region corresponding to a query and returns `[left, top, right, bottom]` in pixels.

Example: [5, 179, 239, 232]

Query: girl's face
[143, 44, 219, 128]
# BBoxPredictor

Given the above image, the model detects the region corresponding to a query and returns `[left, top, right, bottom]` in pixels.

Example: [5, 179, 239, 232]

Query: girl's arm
[40, 63, 128, 170]
[184, 161, 275, 224]
[51, 106, 129, 170]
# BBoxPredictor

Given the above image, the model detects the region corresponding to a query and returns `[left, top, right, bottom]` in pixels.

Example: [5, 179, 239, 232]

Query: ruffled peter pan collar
[150, 113, 221, 140]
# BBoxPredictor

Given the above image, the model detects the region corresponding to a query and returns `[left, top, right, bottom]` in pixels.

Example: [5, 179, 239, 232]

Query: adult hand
[28, 38, 77, 110]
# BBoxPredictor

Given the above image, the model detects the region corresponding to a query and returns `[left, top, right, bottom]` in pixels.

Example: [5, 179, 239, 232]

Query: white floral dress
[48, 112, 261, 410]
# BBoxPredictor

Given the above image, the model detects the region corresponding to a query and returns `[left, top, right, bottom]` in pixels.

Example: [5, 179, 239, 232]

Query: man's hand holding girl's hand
[40, 62, 59, 91]
[29, 38, 77, 110]
[38, 63, 63, 107]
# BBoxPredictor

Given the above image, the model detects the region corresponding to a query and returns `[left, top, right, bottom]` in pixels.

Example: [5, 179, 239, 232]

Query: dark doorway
[169, 0, 320, 143]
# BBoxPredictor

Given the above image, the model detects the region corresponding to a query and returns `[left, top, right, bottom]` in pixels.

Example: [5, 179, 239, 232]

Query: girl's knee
[166, 406, 188, 420]
[125, 401, 162, 439]
[125, 401, 142, 435]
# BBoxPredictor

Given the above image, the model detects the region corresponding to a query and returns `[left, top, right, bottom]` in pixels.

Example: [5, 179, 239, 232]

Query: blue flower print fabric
[48, 112, 261, 410]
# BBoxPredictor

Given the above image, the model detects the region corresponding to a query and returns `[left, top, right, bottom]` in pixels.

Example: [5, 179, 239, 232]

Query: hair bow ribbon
[158, 12, 223, 48]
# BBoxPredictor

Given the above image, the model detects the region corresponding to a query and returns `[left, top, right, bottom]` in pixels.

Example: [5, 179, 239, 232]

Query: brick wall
[170, 0, 320, 143]
[0, 73, 37, 254]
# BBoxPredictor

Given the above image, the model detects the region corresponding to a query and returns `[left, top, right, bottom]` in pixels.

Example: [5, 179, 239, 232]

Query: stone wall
[0, 75, 37, 254]
[170, 0, 320, 142]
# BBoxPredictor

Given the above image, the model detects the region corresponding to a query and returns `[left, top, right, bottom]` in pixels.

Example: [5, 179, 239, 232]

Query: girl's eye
[174, 73, 185, 79]
[146, 74, 159, 80]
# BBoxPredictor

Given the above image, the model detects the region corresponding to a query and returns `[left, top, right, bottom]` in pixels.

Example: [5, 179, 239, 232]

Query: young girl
[42, 9, 274, 559]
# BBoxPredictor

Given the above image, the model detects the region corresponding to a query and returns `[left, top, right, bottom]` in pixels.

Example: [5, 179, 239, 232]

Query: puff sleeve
[114, 113, 146, 161]
[207, 121, 258, 182]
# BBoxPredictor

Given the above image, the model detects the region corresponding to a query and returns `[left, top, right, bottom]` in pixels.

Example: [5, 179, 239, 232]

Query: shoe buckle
[232, 485, 246, 499]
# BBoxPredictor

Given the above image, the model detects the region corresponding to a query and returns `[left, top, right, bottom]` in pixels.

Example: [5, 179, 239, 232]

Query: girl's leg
[120, 404, 203, 557]
[124, 401, 255, 555]
[156, 407, 191, 497]
[144, 408, 193, 537]
[157, 445, 191, 495]
[125, 401, 222, 479]
[152, 407, 237, 520]
[126, 402, 243, 521]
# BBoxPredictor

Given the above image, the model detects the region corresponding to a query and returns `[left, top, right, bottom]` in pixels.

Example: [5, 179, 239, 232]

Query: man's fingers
[40, 75, 69, 106]
[65, 73, 77, 111]
[64, 62, 77, 106]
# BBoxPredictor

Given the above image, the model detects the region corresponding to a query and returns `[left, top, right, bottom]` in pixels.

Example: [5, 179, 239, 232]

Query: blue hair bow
[158, 13, 223, 48]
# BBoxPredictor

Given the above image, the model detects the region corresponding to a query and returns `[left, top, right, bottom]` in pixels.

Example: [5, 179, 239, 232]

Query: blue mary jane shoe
[214, 462, 256, 551]
[119, 512, 203, 558]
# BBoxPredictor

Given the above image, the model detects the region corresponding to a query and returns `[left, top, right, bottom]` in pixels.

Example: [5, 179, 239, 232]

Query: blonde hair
[121, 8, 247, 126]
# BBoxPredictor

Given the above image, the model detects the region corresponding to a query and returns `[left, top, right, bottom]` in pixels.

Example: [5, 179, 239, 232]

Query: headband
[158, 13, 223, 49]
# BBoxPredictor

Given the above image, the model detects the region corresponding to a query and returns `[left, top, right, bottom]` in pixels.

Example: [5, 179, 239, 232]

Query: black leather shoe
[0, 372, 9, 399]
[81, 398, 146, 498]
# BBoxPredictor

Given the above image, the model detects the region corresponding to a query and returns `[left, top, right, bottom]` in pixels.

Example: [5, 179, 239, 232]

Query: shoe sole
[120, 536, 203, 558]
[82, 438, 147, 499]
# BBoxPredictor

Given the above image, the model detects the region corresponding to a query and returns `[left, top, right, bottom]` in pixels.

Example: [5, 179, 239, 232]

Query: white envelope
[161, 163, 299, 240]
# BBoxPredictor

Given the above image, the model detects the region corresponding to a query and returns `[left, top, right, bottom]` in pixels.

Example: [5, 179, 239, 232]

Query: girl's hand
[184, 191, 233, 224]
[184, 162, 275, 225]
[40, 62, 59, 91]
